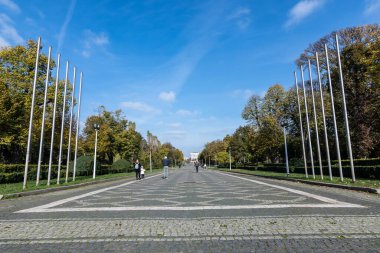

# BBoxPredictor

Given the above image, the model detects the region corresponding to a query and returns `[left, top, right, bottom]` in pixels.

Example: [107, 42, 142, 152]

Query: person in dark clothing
[195, 160, 199, 173]
[162, 156, 169, 179]
[134, 159, 141, 180]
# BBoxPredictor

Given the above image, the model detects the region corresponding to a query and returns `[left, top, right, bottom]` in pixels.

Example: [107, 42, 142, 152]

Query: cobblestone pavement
[1, 166, 379, 252]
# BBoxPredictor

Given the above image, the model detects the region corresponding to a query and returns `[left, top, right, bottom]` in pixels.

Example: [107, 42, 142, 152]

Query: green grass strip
[0, 168, 162, 195]
[213, 167, 380, 189]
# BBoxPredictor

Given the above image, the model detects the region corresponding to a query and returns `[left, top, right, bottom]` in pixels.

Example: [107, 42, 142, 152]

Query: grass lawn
[0, 169, 161, 196]
[213, 167, 380, 189]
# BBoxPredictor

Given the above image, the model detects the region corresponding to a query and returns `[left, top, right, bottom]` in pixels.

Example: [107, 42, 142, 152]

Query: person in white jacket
[140, 165, 145, 179]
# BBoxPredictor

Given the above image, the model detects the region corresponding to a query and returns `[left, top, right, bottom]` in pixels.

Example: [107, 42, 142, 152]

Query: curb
[1, 172, 161, 200]
[222, 170, 380, 194]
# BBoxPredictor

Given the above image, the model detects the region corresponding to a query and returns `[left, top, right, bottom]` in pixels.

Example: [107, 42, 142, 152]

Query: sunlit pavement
[1, 165, 379, 252]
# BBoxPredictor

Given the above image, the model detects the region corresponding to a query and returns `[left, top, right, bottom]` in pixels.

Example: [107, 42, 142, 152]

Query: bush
[70, 156, 100, 176]
[110, 159, 132, 173]
[0, 172, 23, 183]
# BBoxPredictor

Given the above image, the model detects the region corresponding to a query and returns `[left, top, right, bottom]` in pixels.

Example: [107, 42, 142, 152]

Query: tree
[242, 95, 263, 129]
[230, 126, 256, 165]
[0, 40, 74, 164]
[82, 106, 131, 164]
[296, 24, 380, 158]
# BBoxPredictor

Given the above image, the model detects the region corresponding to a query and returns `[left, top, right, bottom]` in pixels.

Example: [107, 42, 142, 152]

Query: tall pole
[284, 127, 289, 176]
[229, 147, 232, 171]
[93, 125, 99, 179]
[316, 52, 332, 181]
[47, 53, 60, 186]
[65, 67, 76, 183]
[23, 37, 41, 190]
[325, 44, 343, 181]
[336, 34, 355, 182]
[57, 61, 69, 184]
[149, 149, 152, 173]
[294, 71, 308, 178]
[36, 46, 51, 186]
[301, 65, 315, 179]
[308, 60, 323, 180]
[73, 72, 83, 181]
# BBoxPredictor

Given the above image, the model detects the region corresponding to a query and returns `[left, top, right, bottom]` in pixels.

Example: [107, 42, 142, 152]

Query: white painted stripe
[15, 174, 161, 213]
[0, 234, 378, 245]
[212, 170, 362, 206]
[17, 203, 363, 213]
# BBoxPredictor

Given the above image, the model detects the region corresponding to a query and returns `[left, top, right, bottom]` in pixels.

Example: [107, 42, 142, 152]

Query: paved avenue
[0, 166, 379, 252]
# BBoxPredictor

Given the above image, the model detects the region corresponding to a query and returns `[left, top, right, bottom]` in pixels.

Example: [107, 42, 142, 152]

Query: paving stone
[0, 166, 379, 252]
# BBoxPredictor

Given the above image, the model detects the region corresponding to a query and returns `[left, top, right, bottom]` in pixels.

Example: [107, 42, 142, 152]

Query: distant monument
[190, 152, 199, 163]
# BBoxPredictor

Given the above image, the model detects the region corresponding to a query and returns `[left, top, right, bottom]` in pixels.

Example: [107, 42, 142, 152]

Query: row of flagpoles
[23, 37, 84, 190]
[291, 34, 355, 182]
[22, 34, 356, 189]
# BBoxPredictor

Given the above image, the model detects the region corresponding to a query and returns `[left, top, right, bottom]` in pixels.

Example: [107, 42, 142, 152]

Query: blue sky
[1, 0, 379, 156]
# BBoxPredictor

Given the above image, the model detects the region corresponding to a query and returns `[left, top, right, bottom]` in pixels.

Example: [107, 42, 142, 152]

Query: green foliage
[232, 162, 380, 180]
[110, 159, 132, 173]
[0, 164, 67, 183]
[71, 156, 100, 176]
[296, 24, 380, 158]
[0, 40, 74, 164]
[202, 24, 380, 174]
[216, 151, 230, 164]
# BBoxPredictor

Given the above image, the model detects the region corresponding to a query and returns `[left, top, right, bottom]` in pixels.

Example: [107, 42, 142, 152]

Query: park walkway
[0, 165, 379, 252]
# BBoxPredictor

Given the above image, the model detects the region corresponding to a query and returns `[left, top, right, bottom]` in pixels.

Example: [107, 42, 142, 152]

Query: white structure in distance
[190, 152, 199, 163]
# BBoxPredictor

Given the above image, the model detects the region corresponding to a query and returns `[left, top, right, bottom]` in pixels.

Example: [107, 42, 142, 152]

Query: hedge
[0, 157, 135, 184]
[234, 165, 380, 180]
[110, 159, 133, 173]
[0, 164, 68, 184]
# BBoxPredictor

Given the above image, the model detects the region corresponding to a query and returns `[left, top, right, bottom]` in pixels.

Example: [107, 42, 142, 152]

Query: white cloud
[0, 0, 20, 13]
[167, 123, 181, 128]
[227, 7, 251, 30]
[92, 33, 109, 46]
[231, 89, 255, 99]
[58, 0, 76, 52]
[159, 91, 176, 102]
[81, 29, 109, 58]
[0, 14, 23, 47]
[164, 130, 187, 139]
[364, 0, 380, 15]
[175, 109, 198, 116]
[228, 7, 251, 20]
[285, 0, 325, 28]
[121, 101, 160, 113]
[0, 36, 8, 47]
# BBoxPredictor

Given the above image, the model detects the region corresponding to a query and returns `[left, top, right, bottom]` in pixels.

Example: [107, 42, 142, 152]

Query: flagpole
[47, 53, 61, 186]
[316, 52, 332, 180]
[294, 71, 308, 178]
[65, 67, 76, 183]
[335, 34, 355, 182]
[73, 72, 83, 181]
[284, 127, 289, 176]
[308, 60, 323, 180]
[300, 65, 315, 179]
[23, 37, 41, 190]
[36, 46, 51, 186]
[325, 44, 343, 181]
[57, 61, 69, 184]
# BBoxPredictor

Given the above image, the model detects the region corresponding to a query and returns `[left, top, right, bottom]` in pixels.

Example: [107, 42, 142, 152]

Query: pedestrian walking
[162, 156, 169, 179]
[134, 159, 141, 180]
[204, 164, 207, 170]
[195, 160, 199, 173]
[140, 165, 145, 179]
